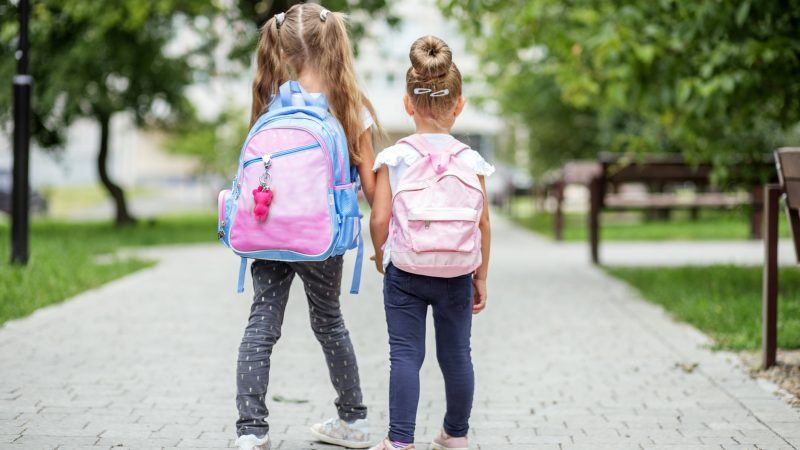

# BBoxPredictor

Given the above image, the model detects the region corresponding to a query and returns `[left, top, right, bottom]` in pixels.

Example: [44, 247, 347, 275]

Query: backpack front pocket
[230, 139, 334, 257]
[407, 207, 479, 253]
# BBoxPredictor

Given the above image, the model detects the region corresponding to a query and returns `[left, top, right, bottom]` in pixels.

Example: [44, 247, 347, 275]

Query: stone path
[1, 216, 799, 449]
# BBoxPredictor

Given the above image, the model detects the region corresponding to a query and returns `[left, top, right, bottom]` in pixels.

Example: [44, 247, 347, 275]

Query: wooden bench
[537, 161, 599, 240]
[762, 148, 800, 368]
[589, 153, 767, 264]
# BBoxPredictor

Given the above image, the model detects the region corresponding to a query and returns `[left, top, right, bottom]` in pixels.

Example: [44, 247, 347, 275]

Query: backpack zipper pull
[424, 220, 430, 229]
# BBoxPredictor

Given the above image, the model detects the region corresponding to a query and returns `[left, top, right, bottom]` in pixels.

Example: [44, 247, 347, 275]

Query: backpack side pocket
[218, 189, 232, 247]
[333, 183, 361, 253]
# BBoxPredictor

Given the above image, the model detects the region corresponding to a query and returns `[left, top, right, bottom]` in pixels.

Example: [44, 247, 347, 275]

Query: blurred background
[5, 0, 797, 225]
[1, 0, 799, 392]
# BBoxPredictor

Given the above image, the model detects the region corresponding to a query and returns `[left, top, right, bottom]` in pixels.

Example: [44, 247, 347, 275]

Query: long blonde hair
[251, 3, 378, 164]
[406, 36, 462, 118]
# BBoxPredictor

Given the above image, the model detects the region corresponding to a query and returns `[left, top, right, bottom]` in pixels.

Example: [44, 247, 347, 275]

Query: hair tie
[320, 9, 330, 21]
[275, 12, 286, 29]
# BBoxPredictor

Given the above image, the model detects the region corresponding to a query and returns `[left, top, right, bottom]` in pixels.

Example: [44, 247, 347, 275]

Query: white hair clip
[320, 9, 330, 21]
[275, 12, 286, 28]
[413, 87, 450, 97]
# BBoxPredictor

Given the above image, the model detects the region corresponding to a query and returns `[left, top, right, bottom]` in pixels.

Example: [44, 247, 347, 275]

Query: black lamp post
[11, 0, 32, 265]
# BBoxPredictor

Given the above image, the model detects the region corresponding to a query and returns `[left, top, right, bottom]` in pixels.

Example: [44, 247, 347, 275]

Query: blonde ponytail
[251, 16, 288, 126]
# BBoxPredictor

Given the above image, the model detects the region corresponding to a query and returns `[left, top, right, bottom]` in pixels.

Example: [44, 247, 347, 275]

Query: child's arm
[357, 130, 377, 206]
[369, 165, 392, 274]
[473, 175, 491, 314]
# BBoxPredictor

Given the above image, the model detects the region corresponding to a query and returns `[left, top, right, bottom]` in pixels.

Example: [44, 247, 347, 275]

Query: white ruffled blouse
[373, 133, 495, 192]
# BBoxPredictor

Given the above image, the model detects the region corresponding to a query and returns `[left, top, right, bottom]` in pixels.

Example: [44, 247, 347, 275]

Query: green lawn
[40, 184, 158, 218]
[511, 208, 788, 241]
[606, 266, 800, 350]
[0, 213, 217, 325]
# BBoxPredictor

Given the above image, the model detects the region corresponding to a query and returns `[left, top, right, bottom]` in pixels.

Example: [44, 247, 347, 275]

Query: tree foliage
[0, 0, 220, 224]
[441, 0, 800, 179]
[1, 1, 219, 145]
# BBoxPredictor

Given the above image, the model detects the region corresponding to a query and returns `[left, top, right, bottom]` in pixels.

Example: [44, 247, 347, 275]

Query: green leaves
[0, 0, 222, 147]
[633, 44, 656, 65]
[441, 0, 800, 181]
[736, 1, 751, 27]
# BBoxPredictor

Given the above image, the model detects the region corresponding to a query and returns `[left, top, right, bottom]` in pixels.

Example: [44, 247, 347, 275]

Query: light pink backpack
[389, 134, 484, 277]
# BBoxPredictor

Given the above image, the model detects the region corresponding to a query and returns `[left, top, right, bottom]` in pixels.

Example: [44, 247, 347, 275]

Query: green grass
[40, 184, 157, 218]
[511, 208, 788, 241]
[0, 213, 217, 325]
[606, 266, 800, 350]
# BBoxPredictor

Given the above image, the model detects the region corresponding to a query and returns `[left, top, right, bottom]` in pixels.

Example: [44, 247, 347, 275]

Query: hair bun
[409, 35, 452, 80]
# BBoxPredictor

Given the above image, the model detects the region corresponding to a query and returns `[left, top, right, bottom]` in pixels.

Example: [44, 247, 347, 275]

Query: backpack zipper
[243, 116, 346, 184]
[242, 142, 321, 168]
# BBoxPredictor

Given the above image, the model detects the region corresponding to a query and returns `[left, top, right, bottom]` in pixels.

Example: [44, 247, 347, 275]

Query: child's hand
[472, 278, 487, 314]
[370, 254, 384, 274]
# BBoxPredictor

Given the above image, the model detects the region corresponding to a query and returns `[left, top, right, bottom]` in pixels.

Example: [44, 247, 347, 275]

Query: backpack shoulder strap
[396, 134, 434, 157]
[277, 80, 327, 109]
[443, 139, 471, 157]
[237, 257, 248, 293]
[349, 217, 364, 294]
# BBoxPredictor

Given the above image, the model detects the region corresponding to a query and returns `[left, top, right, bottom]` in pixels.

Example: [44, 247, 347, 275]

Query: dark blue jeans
[383, 263, 474, 443]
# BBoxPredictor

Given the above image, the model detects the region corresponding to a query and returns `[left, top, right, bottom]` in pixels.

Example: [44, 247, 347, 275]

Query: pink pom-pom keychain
[253, 156, 274, 222]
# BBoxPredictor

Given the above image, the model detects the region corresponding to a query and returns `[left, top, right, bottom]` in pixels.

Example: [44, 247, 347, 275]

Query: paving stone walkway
[1, 216, 799, 449]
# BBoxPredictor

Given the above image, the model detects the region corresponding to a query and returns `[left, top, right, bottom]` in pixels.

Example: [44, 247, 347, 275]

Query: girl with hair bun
[368, 35, 494, 450]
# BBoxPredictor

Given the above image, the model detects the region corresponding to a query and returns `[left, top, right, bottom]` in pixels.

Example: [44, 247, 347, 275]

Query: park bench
[588, 153, 766, 264]
[762, 148, 800, 368]
[537, 161, 599, 240]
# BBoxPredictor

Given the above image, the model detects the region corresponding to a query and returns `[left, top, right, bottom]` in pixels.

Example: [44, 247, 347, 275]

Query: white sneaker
[236, 434, 270, 450]
[310, 417, 371, 448]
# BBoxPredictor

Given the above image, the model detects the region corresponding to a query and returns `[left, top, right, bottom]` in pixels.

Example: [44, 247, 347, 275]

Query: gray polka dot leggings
[235, 256, 367, 437]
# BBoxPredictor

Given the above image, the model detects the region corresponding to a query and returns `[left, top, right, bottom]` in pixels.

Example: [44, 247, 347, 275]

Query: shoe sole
[430, 443, 467, 450]
[309, 427, 372, 449]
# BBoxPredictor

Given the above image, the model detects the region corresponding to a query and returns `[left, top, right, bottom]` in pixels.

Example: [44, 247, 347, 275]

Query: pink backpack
[389, 134, 484, 278]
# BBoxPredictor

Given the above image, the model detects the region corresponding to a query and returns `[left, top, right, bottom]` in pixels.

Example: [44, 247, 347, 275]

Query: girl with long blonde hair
[235, 4, 379, 450]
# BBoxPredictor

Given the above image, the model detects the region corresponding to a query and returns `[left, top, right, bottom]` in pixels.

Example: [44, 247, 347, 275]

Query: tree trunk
[750, 184, 764, 240]
[97, 112, 136, 226]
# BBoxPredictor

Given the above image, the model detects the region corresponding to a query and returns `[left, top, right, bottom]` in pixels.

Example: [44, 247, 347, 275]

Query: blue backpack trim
[350, 218, 364, 294]
[222, 80, 363, 294]
[237, 257, 248, 294]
